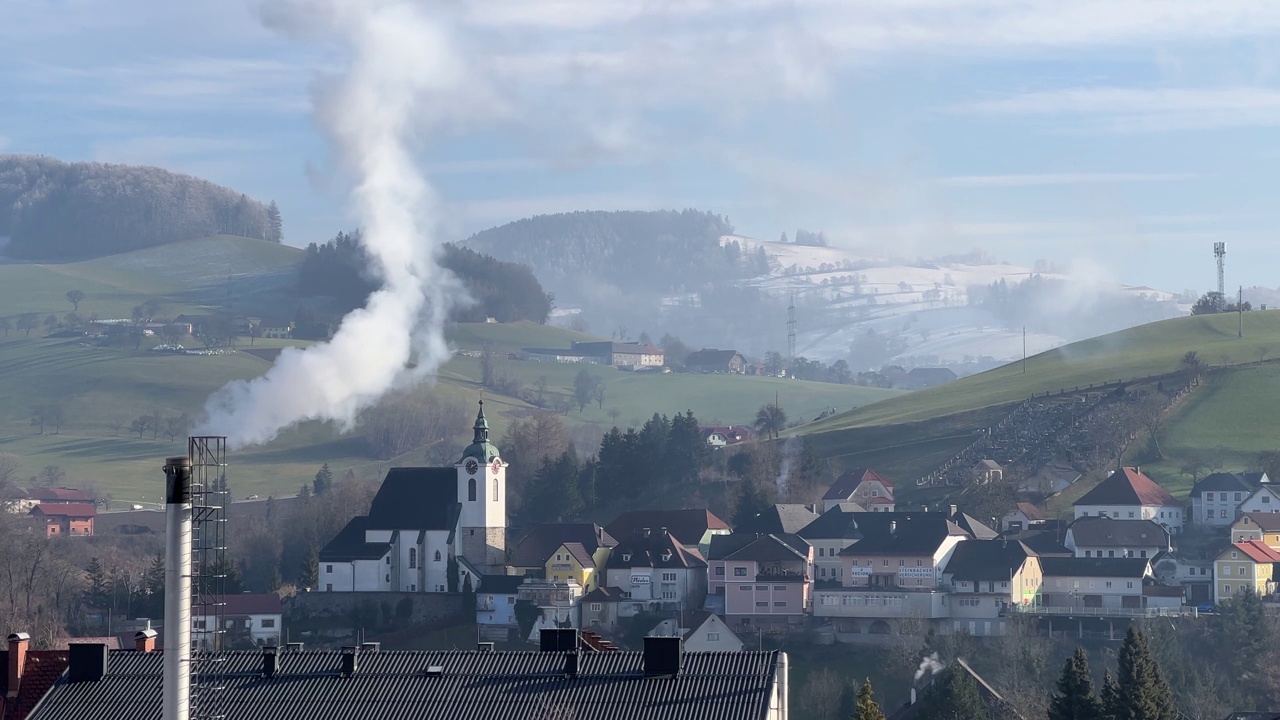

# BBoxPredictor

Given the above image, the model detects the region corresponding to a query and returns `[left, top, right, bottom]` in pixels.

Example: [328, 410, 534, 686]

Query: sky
[4, 0, 1280, 293]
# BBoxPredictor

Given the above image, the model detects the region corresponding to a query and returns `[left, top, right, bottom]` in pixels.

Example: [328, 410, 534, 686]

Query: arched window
[468, 477, 476, 502]
[493, 478, 499, 501]
[434, 550, 441, 562]
[409, 548, 417, 569]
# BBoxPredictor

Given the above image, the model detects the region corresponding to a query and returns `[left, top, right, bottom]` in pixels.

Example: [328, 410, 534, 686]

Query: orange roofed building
[30, 503, 96, 537]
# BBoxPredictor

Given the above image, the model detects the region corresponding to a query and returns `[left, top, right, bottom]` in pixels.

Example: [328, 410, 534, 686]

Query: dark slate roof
[822, 468, 894, 500]
[1074, 468, 1179, 508]
[1242, 472, 1271, 487]
[606, 531, 707, 570]
[836, 514, 966, 556]
[1240, 512, 1280, 532]
[735, 504, 819, 535]
[1016, 527, 1073, 557]
[707, 533, 808, 563]
[561, 542, 597, 568]
[605, 510, 729, 549]
[581, 586, 628, 603]
[943, 540, 1035, 582]
[798, 505, 865, 541]
[1190, 472, 1251, 497]
[1066, 517, 1170, 548]
[367, 467, 460, 530]
[25, 648, 782, 720]
[949, 511, 998, 540]
[1039, 557, 1150, 578]
[478, 575, 525, 595]
[0, 649, 68, 720]
[319, 516, 391, 562]
[511, 524, 617, 568]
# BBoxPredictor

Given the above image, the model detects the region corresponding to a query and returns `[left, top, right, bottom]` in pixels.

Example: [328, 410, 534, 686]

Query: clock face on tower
[465, 459, 479, 475]
[490, 458, 502, 474]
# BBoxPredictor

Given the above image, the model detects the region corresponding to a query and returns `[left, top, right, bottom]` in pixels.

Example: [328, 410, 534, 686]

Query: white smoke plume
[776, 436, 802, 499]
[913, 653, 944, 683]
[197, 0, 484, 447]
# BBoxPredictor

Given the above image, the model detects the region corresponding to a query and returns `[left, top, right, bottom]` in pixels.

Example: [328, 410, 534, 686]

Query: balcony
[1010, 605, 1200, 618]
[813, 588, 948, 619]
[756, 570, 809, 583]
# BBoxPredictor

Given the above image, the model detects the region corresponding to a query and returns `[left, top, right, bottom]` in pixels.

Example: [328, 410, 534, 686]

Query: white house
[1038, 557, 1152, 610]
[603, 529, 707, 618]
[1064, 517, 1171, 560]
[797, 503, 865, 583]
[192, 593, 283, 649]
[319, 402, 507, 593]
[1189, 472, 1255, 526]
[1001, 503, 1046, 534]
[649, 611, 744, 652]
[1073, 467, 1184, 534]
[1239, 484, 1280, 515]
[476, 575, 524, 641]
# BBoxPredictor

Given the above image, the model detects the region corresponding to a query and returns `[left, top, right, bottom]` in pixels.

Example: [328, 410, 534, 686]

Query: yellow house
[1214, 540, 1280, 605]
[545, 542, 613, 592]
[1231, 512, 1280, 549]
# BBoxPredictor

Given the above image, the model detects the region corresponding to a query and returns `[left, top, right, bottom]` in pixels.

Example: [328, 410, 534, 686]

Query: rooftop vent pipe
[262, 646, 278, 679]
[340, 647, 358, 678]
[163, 456, 192, 720]
[360, 642, 381, 653]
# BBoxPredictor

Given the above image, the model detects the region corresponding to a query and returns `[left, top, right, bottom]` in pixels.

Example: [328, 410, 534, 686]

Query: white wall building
[1073, 467, 1184, 534]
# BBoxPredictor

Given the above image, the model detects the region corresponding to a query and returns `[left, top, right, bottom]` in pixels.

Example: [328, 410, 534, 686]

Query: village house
[684, 348, 747, 374]
[649, 611, 744, 652]
[947, 508, 999, 540]
[798, 503, 867, 584]
[1214, 540, 1280, 605]
[973, 459, 1003, 485]
[580, 585, 628, 633]
[508, 523, 617, 588]
[605, 509, 730, 560]
[1231, 512, 1280, 548]
[475, 575, 524, 641]
[1239, 483, 1280, 515]
[603, 528, 707, 619]
[821, 468, 895, 512]
[12, 487, 94, 516]
[192, 593, 283, 650]
[1001, 502, 1047, 534]
[255, 318, 293, 339]
[570, 341, 665, 368]
[1037, 557, 1153, 611]
[1073, 467, 1184, 534]
[706, 533, 812, 631]
[30, 503, 95, 537]
[1063, 517, 1171, 560]
[701, 425, 751, 448]
[941, 539, 1043, 636]
[736, 504, 820, 536]
[1190, 472, 1257, 526]
[318, 402, 506, 593]
[519, 580, 585, 638]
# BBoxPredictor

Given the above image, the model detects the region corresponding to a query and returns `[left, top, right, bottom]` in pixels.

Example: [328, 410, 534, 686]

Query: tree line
[0, 155, 281, 258]
[298, 230, 552, 323]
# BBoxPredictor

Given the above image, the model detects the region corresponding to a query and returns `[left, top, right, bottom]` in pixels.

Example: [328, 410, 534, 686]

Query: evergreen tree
[524, 451, 582, 524]
[1113, 627, 1176, 720]
[853, 678, 886, 720]
[299, 546, 318, 590]
[1049, 646, 1103, 720]
[733, 478, 771, 528]
[918, 665, 987, 720]
[266, 200, 283, 242]
[1100, 671, 1121, 720]
[313, 463, 333, 495]
[1215, 586, 1272, 680]
[85, 557, 109, 609]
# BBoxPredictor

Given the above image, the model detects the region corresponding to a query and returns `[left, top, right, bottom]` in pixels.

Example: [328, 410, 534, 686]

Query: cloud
[953, 87, 1280, 132]
[0, 135, 9, 151]
[936, 172, 1199, 187]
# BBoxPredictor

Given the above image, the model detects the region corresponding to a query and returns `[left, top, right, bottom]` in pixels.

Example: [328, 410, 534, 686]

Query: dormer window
[623, 553, 632, 562]
[661, 551, 672, 562]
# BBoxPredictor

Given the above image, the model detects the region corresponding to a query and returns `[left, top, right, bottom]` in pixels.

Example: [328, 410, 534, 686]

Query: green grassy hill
[0, 236, 900, 505]
[797, 311, 1280, 502]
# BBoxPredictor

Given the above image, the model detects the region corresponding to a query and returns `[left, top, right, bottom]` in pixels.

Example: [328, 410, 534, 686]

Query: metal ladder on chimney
[189, 437, 229, 720]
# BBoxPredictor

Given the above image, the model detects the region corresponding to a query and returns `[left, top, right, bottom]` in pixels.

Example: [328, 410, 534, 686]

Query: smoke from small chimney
[913, 653, 944, 683]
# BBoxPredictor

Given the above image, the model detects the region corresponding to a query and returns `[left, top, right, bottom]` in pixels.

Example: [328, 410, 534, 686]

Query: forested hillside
[461, 209, 762, 299]
[0, 155, 281, 259]
[299, 231, 552, 323]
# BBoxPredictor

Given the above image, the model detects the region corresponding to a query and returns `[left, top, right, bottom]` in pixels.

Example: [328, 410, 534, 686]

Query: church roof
[369, 468, 460, 531]
[319, 517, 391, 562]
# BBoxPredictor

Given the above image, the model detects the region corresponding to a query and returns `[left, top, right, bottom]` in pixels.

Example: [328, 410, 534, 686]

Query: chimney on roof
[360, 642, 381, 653]
[949, 505, 957, 516]
[339, 646, 358, 678]
[564, 651, 579, 679]
[476, 642, 494, 652]
[660, 526, 668, 536]
[135, 629, 158, 653]
[642, 527, 652, 539]
[262, 646, 278, 679]
[643, 636, 682, 678]
[539, 628, 578, 653]
[286, 642, 304, 652]
[67, 643, 108, 683]
[7, 632, 29, 698]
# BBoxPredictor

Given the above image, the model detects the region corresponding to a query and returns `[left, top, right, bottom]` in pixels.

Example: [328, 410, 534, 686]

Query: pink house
[707, 533, 812, 631]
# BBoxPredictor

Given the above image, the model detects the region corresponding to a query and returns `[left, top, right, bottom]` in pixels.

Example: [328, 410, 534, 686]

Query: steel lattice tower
[787, 293, 797, 360]
[1215, 242, 1226, 298]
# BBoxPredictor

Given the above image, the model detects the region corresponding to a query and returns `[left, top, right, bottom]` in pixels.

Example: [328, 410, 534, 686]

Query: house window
[385, 574, 390, 582]
[1209, 510, 1216, 518]
[325, 564, 333, 573]
[434, 550, 442, 562]
[1232, 551, 1238, 559]
[262, 618, 276, 628]
[663, 573, 677, 581]
[739, 586, 751, 591]
[663, 591, 676, 599]
[1224, 584, 1231, 594]
[1235, 493, 1242, 501]
[734, 567, 747, 576]
[1085, 550, 1091, 557]
[409, 549, 417, 569]
[899, 560, 905, 567]
[386, 556, 391, 565]
[1128, 512, 1135, 518]
[1224, 566, 1232, 575]
[1126, 582, 1133, 589]
[716, 566, 725, 576]
[508, 597, 515, 604]
[707, 632, 719, 641]
[819, 548, 825, 557]
[1265, 496, 1271, 504]
[590, 603, 602, 611]
[883, 560, 889, 567]
[1108, 551, 1115, 558]
[494, 478, 499, 501]
[916, 559, 923, 567]
[1105, 582, 1112, 589]
[1140, 550, 1147, 558]
[411, 585, 416, 591]
[1207, 492, 1215, 501]
[774, 601, 786, 607]
[325, 584, 333, 592]
[468, 478, 476, 502]
[820, 568, 827, 577]
[756, 601, 768, 607]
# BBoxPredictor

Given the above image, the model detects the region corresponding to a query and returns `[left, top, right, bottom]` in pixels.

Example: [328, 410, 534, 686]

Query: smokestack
[135, 629, 158, 653]
[7, 632, 29, 699]
[163, 456, 192, 720]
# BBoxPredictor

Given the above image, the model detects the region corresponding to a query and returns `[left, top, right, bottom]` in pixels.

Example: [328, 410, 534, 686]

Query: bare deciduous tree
[798, 668, 848, 720]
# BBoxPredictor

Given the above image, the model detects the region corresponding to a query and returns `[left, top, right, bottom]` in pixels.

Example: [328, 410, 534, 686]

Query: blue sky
[5, 0, 1280, 292]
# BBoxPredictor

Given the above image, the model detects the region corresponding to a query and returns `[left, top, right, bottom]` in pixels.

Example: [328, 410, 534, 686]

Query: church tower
[456, 401, 507, 573]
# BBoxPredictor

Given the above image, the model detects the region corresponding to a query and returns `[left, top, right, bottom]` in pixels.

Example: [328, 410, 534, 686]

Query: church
[318, 401, 507, 593]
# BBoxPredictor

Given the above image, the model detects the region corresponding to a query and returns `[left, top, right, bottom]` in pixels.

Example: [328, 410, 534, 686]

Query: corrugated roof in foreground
[27, 649, 780, 720]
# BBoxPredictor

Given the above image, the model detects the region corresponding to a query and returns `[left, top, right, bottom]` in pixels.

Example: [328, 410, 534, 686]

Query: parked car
[131, 504, 144, 511]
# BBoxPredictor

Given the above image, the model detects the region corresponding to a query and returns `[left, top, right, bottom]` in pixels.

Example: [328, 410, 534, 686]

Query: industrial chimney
[163, 456, 193, 720]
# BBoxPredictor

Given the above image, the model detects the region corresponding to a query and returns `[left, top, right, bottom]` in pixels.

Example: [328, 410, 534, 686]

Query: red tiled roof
[1231, 540, 1280, 564]
[0, 650, 69, 720]
[1015, 502, 1046, 521]
[1073, 468, 1179, 508]
[30, 503, 97, 518]
[22, 487, 93, 502]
